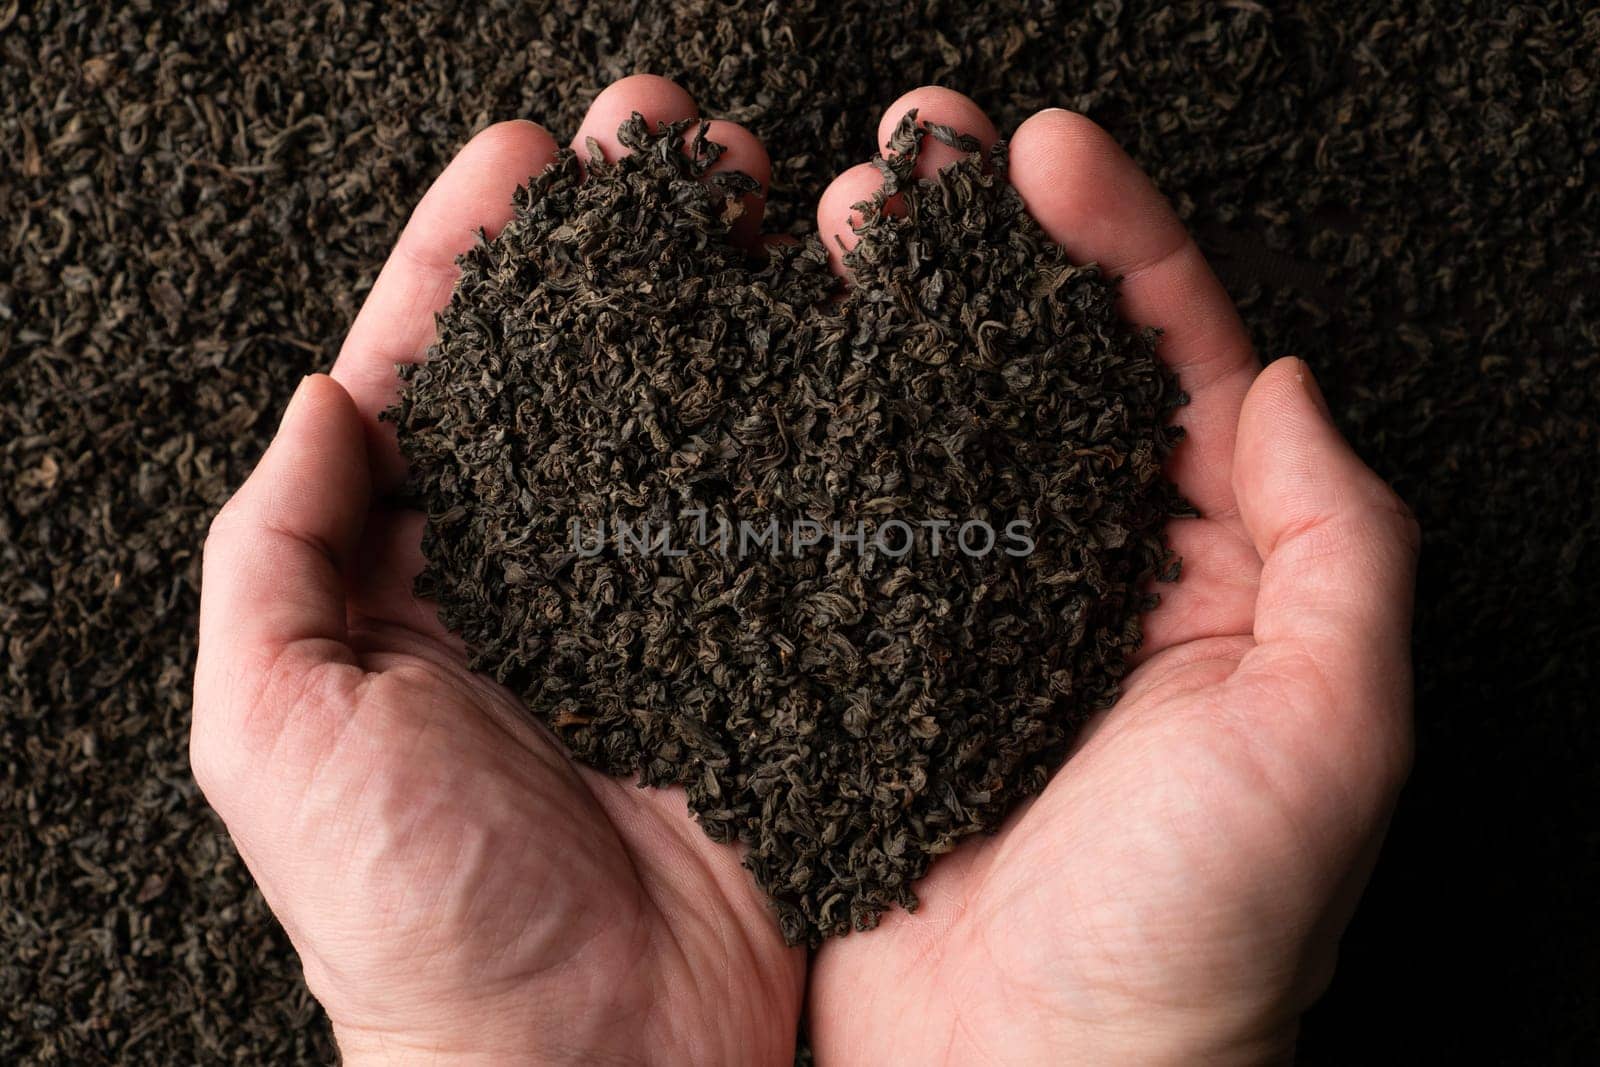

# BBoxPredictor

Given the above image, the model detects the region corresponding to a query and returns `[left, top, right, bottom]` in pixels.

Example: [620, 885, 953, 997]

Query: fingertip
[257, 374, 371, 547]
[288, 372, 363, 428]
[571, 79, 768, 242]
[1233, 358, 1331, 531]
[1008, 108, 1180, 266]
[572, 74, 699, 162]
[414, 121, 562, 250]
[816, 161, 892, 277]
[698, 119, 770, 188]
[471, 119, 562, 173]
[1236, 357, 1326, 455]
[877, 86, 998, 178]
[1234, 358, 1418, 563]
[1011, 106, 1103, 146]
[699, 118, 771, 243]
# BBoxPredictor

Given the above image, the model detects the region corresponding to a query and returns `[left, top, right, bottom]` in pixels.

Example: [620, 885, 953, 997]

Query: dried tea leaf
[387, 115, 1187, 945]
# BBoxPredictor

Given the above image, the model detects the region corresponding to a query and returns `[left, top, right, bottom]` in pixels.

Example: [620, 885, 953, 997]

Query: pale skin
[192, 75, 1419, 1065]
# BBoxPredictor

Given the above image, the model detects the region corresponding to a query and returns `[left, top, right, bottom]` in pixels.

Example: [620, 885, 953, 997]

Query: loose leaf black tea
[8, 3, 1597, 1060]
[386, 112, 1188, 945]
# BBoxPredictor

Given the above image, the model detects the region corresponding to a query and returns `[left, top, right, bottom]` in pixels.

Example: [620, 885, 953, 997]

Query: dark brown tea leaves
[385, 114, 1189, 945]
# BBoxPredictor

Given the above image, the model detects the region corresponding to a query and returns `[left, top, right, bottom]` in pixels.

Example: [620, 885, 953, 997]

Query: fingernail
[1293, 357, 1332, 420]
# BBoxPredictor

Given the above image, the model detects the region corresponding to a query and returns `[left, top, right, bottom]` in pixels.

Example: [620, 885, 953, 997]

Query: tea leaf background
[2, 1, 1595, 1061]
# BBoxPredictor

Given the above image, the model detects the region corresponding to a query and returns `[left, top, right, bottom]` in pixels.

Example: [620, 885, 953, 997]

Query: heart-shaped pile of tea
[385, 113, 1188, 945]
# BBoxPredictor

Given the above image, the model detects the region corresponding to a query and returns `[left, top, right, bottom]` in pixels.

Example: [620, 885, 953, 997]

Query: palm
[352, 535, 803, 1057]
[807, 539, 1340, 1063]
[198, 502, 803, 1060]
[805, 349, 1412, 1059]
[805, 97, 1415, 1064]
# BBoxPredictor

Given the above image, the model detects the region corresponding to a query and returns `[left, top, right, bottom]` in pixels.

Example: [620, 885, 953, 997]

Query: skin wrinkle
[216, 647, 341, 799]
[1165, 344, 1255, 402]
[1132, 522, 1260, 655]
[1259, 643, 1411, 806]
[950, 1002, 1007, 1067]
[392, 239, 459, 324]
[283, 659, 377, 808]
[347, 513, 453, 638]
[350, 713, 636, 1049]
[1123, 635, 1254, 702]
[344, 622, 454, 672]
[562, 775, 740, 1061]
[396, 810, 468, 963]
[1117, 230, 1195, 293]
[499, 860, 608, 981]
[320, 729, 389, 890]
[638, 891, 735, 1065]
[1209, 671, 1379, 874]
[966, 904, 1051, 1045]
[436, 811, 493, 964]
[896, 643, 1318, 1062]
[523, 876, 641, 1031]
[1031, 869, 1149, 1025]
[348, 651, 578, 789]
[206, 525, 349, 635]
[613, 785, 796, 1062]
[1164, 736, 1300, 910]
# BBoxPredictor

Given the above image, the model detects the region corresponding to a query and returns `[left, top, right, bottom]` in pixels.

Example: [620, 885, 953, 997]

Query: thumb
[192, 374, 371, 800]
[1231, 357, 1421, 784]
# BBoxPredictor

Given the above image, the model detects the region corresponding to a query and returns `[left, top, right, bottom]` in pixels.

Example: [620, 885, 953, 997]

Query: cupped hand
[805, 89, 1420, 1065]
[191, 76, 803, 1066]
[193, 73, 1419, 1067]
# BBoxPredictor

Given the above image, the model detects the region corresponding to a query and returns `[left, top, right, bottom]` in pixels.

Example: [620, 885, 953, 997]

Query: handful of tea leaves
[385, 114, 1188, 945]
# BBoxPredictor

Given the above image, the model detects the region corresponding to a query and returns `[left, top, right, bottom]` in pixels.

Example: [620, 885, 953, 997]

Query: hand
[805, 90, 1420, 1064]
[193, 72, 1418, 1065]
[191, 77, 803, 1065]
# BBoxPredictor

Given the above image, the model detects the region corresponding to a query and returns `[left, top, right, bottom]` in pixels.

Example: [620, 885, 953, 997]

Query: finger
[1229, 357, 1420, 789]
[696, 119, 771, 244]
[198, 374, 368, 660]
[194, 375, 370, 780]
[876, 85, 998, 178]
[571, 73, 698, 163]
[815, 161, 892, 277]
[573, 75, 770, 243]
[1008, 109, 1258, 522]
[817, 88, 996, 280]
[345, 508, 460, 648]
[332, 120, 560, 490]
[1129, 515, 1261, 662]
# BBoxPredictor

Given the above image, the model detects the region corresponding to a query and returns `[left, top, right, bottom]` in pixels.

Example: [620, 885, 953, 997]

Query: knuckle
[1341, 457, 1422, 564]
[187, 714, 227, 800]
[1373, 713, 1416, 808]
[1373, 483, 1423, 559]
[202, 499, 244, 554]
